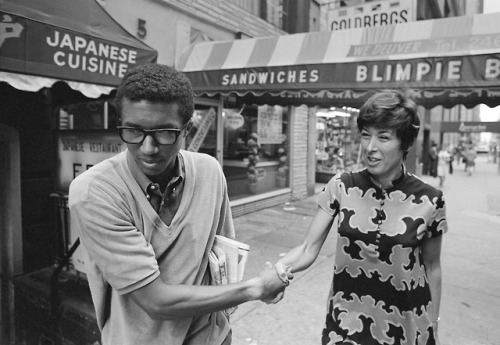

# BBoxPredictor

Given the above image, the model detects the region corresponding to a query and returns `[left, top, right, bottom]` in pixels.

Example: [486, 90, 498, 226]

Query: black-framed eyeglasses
[117, 121, 191, 145]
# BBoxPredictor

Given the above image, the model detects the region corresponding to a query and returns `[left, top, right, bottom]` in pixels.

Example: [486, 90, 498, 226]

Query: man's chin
[140, 163, 167, 178]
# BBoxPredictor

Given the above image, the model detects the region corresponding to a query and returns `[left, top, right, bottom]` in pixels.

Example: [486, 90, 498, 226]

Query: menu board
[56, 132, 125, 191]
[257, 105, 283, 144]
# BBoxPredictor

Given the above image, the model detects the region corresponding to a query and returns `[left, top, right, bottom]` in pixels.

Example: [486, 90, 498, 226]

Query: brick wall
[290, 105, 309, 200]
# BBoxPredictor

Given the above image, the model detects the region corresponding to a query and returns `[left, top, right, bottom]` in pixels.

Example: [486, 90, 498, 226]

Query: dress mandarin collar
[367, 163, 407, 190]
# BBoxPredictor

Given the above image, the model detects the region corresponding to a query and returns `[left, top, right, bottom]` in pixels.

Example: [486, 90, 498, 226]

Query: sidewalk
[230, 155, 500, 345]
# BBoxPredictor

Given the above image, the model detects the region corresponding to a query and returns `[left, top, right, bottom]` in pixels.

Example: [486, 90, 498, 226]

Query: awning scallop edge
[1, 71, 114, 98]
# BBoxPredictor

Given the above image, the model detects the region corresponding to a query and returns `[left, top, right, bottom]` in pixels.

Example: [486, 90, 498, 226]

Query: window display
[316, 107, 361, 182]
[222, 104, 289, 200]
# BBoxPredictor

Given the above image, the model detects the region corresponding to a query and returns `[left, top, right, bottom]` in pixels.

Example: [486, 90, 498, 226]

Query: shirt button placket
[376, 192, 385, 245]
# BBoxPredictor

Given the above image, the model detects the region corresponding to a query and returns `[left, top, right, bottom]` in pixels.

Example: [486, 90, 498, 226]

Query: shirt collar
[127, 151, 185, 196]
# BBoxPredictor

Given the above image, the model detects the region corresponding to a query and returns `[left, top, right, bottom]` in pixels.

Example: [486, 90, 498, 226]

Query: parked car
[476, 142, 490, 154]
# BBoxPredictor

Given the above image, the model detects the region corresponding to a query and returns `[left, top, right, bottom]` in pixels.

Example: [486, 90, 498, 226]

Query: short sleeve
[317, 175, 341, 218]
[426, 191, 448, 238]
[70, 180, 159, 295]
[217, 171, 235, 240]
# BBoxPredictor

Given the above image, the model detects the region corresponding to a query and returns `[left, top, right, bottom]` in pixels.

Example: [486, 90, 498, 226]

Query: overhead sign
[440, 121, 500, 133]
[0, 0, 157, 86]
[189, 54, 500, 92]
[327, 0, 416, 31]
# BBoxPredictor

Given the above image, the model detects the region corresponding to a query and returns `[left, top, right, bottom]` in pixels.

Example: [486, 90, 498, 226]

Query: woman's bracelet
[274, 263, 292, 285]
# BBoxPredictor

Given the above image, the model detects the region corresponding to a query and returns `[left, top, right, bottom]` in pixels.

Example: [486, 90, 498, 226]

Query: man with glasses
[69, 63, 291, 345]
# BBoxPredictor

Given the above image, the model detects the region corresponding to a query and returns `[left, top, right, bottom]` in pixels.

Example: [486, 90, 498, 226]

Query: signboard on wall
[57, 132, 125, 191]
[257, 105, 283, 144]
[327, 0, 416, 31]
[225, 109, 245, 130]
[187, 107, 217, 152]
[0, 1, 157, 86]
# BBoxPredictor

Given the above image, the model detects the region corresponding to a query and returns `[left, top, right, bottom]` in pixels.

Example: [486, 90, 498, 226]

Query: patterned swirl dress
[317, 168, 447, 345]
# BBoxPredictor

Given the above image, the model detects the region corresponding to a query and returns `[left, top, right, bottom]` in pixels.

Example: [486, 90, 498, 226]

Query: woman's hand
[433, 321, 441, 345]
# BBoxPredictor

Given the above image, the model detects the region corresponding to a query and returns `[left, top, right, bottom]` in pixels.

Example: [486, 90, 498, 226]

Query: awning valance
[178, 12, 500, 109]
[0, 0, 157, 95]
[0, 71, 113, 98]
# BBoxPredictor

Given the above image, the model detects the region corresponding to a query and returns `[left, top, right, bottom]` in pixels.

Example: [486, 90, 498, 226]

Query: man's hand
[260, 262, 293, 304]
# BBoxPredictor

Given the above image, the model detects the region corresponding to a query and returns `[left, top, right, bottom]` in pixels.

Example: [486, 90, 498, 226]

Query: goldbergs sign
[0, 13, 156, 86]
[327, 0, 416, 31]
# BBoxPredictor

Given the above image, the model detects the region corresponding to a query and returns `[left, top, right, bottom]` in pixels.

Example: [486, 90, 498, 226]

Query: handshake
[256, 262, 294, 305]
[209, 236, 293, 307]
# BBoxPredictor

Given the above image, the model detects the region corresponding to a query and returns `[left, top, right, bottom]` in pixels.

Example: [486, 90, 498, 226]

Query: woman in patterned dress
[275, 90, 447, 345]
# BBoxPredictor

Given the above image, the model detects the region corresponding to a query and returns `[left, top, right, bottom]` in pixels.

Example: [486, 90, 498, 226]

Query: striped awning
[177, 12, 500, 109]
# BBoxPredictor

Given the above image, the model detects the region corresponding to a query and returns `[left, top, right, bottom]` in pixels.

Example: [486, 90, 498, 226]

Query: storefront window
[316, 107, 361, 182]
[222, 104, 289, 200]
[58, 99, 118, 131]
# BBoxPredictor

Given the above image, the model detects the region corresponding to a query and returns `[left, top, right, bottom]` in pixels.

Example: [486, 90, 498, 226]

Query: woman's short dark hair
[357, 89, 420, 157]
[114, 63, 194, 124]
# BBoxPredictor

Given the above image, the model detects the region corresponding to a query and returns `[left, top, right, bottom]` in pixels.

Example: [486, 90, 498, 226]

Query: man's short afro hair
[114, 63, 194, 123]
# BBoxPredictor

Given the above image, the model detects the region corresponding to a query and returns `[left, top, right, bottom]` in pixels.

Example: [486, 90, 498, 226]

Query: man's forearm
[129, 265, 288, 320]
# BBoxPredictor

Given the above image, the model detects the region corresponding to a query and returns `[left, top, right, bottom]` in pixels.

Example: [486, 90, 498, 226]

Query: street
[230, 154, 500, 345]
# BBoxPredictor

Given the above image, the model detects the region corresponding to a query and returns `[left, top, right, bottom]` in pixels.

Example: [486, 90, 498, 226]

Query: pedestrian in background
[437, 145, 451, 188]
[464, 144, 477, 176]
[273, 90, 447, 345]
[447, 144, 455, 175]
[429, 141, 438, 177]
[69, 63, 291, 345]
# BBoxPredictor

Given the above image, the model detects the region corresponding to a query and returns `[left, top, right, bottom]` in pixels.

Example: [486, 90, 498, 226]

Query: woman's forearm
[278, 207, 334, 273]
[427, 263, 442, 323]
[278, 242, 322, 273]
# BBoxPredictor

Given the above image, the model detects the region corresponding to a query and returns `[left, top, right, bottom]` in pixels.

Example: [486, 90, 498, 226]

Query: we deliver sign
[327, 0, 416, 31]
